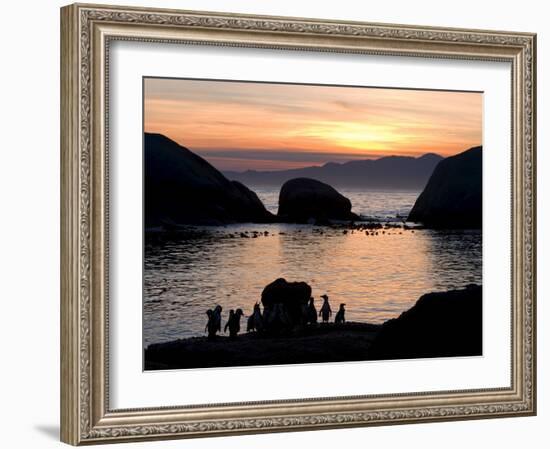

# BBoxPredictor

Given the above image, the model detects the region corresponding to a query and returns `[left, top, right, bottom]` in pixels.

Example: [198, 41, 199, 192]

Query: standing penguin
[307, 297, 318, 324]
[253, 303, 263, 331]
[247, 308, 254, 332]
[205, 309, 215, 339]
[335, 303, 346, 324]
[225, 308, 244, 338]
[212, 305, 223, 335]
[224, 310, 234, 334]
[247, 303, 263, 332]
[319, 294, 332, 323]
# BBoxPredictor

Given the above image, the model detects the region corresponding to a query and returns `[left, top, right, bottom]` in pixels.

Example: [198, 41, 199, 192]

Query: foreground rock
[369, 285, 482, 360]
[144, 285, 482, 370]
[261, 278, 311, 332]
[408, 146, 482, 229]
[278, 178, 360, 223]
[145, 133, 274, 227]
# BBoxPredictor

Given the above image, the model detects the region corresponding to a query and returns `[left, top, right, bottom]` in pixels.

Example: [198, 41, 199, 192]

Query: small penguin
[224, 310, 234, 334]
[307, 297, 318, 324]
[224, 308, 244, 338]
[319, 294, 332, 323]
[335, 303, 346, 324]
[212, 305, 223, 335]
[247, 303, 263, 332]
[247, 310, 254, 332]
[205, 309, 216, 339]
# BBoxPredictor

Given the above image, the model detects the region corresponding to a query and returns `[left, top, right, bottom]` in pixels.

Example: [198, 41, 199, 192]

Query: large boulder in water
[261, 278, 312, 332]
[369, 285, 482, 360]
[407, 146, 482, 229]
[277, 177, 359, 223]
[145, 133, 274, 227]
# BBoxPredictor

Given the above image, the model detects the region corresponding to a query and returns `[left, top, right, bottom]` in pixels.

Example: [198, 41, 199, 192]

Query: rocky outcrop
[261, 278, 312, 332]
[277, 178, 359, 223]
[144, 133, 274, 227]
[407, 146, 482, 228]
[369, 285, 482, 360]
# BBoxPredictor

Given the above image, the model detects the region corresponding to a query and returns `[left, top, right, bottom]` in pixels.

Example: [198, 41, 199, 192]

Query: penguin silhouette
[205, 309, 215, 339]
[247, 303, 263, 332]
[307, 297, 318, 324]
[319, 294, 332, 323]
[335, 303, 346, 324]
[212, 305, 223, 335]
[225, 308, 244, 338]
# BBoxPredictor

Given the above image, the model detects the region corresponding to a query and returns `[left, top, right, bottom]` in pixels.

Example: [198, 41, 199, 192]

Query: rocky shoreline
[145, 285, 482, 370]
[145, 133, 481, 229]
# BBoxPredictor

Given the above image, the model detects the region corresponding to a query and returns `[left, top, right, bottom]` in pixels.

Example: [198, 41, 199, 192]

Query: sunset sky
[144, 78, 482, 172]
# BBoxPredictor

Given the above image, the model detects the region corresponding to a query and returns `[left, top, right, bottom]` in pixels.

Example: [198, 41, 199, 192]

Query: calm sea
[144, 188, 482, 346]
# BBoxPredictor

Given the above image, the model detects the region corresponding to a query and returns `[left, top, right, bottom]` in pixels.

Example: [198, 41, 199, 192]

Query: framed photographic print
[60, 3, 537, 445]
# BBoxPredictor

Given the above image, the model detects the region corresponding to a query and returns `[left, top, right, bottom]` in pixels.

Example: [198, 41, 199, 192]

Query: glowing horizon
[144, 78, 482, 172]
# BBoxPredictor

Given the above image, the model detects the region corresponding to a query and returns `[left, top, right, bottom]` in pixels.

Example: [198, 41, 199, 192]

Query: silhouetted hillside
[145, 133, 274, 227]
[224, 153, 443, 189]
[408, 146, 482, 228]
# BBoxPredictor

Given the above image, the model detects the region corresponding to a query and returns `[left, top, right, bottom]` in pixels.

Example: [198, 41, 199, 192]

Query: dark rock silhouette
[144, 133, 274, 227]
[408, 146, 482, 229]
[278, 178, 360, 223]
[261, 278, 312, 332]
[225, 153, 443, 190]
[369, 285, 482, 360]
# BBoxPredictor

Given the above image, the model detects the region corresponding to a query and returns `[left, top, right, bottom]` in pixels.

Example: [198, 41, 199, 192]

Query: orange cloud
[144, 78, 482, 171]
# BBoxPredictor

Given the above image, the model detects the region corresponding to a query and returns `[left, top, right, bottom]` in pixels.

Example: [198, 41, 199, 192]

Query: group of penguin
[205, 295, 346, 339]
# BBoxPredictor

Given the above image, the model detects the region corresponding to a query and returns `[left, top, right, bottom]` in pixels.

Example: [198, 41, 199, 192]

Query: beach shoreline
[144, 285, 482, 370]
[145, 322, 381, 370]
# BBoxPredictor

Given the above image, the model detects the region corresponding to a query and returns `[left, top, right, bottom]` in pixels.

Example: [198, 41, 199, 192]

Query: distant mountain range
[223, 153, 444, 189]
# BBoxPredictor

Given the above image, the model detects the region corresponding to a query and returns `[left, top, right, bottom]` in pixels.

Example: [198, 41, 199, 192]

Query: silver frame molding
[60, 3, 536, 445]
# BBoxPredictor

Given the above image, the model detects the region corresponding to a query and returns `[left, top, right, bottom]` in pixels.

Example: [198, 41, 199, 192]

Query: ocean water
[144, 188, 482, 346]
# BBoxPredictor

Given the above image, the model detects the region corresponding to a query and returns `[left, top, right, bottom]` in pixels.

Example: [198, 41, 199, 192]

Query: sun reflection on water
[144, 224, 481, 346]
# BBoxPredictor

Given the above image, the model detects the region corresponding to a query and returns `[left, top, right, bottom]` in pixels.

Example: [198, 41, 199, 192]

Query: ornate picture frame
[60, 3, 536, 445]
